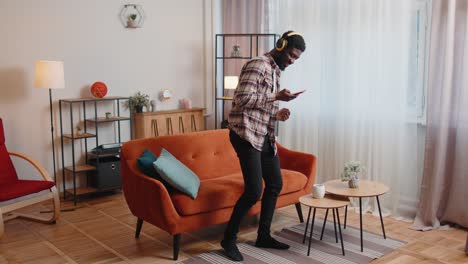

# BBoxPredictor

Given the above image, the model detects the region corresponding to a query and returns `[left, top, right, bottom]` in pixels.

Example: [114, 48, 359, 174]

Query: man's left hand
[276, 108, 291, 121]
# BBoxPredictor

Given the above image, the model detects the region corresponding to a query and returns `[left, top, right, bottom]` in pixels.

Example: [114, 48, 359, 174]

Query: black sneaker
[255, 236, 290, 250]
[220, 239, 244, 261]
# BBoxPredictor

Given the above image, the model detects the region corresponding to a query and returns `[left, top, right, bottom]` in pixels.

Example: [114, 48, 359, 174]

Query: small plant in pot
[341, 161, 365, 188]
[126, 92, 150, 113]
[127, 14, 138, 28]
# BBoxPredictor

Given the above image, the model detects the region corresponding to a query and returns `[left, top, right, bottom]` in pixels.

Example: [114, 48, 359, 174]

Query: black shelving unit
[59, 96, 132, 205]
[214, 33, 279, 128]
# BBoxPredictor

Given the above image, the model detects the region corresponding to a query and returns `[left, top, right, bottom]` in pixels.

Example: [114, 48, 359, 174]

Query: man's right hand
[275, 89, 299, 101]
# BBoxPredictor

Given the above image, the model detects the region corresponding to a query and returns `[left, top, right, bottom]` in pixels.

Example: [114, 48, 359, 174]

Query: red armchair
[0, 118, 59, 237]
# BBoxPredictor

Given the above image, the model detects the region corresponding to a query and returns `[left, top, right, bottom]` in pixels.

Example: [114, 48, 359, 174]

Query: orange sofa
[120, 129, 316, 260]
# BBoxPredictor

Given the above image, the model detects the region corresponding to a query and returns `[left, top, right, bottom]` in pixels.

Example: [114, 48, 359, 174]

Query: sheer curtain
[270, 0, 424, 219]
[412, 0, 468, 230]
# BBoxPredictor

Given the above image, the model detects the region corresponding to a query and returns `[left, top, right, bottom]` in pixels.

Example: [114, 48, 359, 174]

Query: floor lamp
[34, 60, 65, 183]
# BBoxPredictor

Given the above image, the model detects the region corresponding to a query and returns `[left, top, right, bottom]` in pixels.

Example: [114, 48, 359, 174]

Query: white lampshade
[224, 76, 239, 90]
[34, 60, 65, 89]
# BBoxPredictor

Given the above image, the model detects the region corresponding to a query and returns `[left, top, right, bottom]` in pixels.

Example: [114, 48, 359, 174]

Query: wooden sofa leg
[173, 234, 181, 260]
[295, 203, 304, 223]
[135, 218, 143, 238]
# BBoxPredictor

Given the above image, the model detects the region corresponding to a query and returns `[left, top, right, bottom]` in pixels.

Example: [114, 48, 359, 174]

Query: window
[408, 0, 431, 124]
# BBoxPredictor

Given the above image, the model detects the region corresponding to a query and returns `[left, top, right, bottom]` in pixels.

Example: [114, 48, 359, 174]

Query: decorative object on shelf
[75, 126, 82, 135]
[90, 81, 108, 98]
[120, 4, 145, 28]
[34, 60, 65, 183]
[160, 89, 173, 101]
[341, 161, 365, 188]
[180, 98, 192, 109]
[125, 91, 150, 113]
[224, 76, 239, 90]
[105, 112, 112, 119]
[231, 44, 242, 57]
[150, 100, 156, 112]
[312, 183, 325, 199]
[127, 13, 138, 28]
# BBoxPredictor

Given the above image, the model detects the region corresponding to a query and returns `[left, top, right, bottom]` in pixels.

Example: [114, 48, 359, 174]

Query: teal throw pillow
[153, 148, 200, 199]
[137, 149, 164, 182]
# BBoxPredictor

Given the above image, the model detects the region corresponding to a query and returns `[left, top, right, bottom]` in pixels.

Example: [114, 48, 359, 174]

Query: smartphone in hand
[292, 90, 306, 96]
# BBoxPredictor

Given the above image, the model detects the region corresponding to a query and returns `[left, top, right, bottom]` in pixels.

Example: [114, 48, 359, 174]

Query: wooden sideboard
[133, 108, 205, 139]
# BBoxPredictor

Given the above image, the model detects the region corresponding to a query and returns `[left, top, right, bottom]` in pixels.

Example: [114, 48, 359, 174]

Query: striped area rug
[178, 220, 405, 264]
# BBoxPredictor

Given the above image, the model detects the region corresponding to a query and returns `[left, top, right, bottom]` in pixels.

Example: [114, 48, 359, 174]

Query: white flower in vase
[341, 161, 365, 188]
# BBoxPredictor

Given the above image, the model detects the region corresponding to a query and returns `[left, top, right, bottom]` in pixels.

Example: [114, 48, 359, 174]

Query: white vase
[312, 184, 325, 199]
[348, 177, 360, 188]
[127, 20, 138, 28]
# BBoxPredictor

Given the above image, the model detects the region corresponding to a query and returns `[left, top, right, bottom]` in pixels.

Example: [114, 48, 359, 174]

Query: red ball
[90, 82, 108, 98]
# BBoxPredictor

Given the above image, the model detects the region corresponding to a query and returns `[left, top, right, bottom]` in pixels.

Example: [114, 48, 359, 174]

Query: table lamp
[34, 60, 65, 183]
[224, 76, 239, 90]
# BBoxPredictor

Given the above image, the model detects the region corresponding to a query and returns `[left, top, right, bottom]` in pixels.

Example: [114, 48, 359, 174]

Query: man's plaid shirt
[227, 53, 281, 154]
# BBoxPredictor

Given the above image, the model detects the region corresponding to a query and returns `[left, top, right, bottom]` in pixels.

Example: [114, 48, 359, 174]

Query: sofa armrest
[121, 160, 181, 233]
[277, 143, 317, 192]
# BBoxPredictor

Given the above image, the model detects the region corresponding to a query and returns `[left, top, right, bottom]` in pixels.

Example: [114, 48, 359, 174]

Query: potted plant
[126, 92, 150, 113]
[341, 161, 365, 188]
[127, 14, 138, 28]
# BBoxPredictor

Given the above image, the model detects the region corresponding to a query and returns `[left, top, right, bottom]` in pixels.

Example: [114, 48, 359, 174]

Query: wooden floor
[1, 191, 467, 264]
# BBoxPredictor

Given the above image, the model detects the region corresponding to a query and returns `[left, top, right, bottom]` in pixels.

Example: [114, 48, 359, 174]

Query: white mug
[312, 184, 325, 199]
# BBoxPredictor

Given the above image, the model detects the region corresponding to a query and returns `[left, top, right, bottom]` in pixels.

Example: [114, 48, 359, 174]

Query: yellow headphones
[275, 31, 303, 51]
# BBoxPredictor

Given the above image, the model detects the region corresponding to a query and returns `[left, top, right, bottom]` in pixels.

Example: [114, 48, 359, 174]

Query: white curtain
[270, 0, 425, 220]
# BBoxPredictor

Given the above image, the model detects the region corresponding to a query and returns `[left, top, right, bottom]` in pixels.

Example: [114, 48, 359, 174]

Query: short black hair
[282, 30, 306, 52]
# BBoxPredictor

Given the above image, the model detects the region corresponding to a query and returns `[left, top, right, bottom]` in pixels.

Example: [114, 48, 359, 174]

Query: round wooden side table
[299, 193, 350, 256]
[324, 179, 389, 252]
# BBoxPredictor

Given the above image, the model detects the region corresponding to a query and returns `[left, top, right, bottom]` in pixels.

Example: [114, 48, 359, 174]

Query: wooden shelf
[63, 133, 96, 139]
[64, 164, 96, 173]
[65, 187, 98, 196]
[133, 107, 205, 116]
[216, 96, 233, 100]
[216, 57, 252, 59]
[86, 116, 130, 123]
[87, 151, 120, 159]
[60, 96, 129, 103]
[60, 95, 130, 205]
[214, 34, 278, 129]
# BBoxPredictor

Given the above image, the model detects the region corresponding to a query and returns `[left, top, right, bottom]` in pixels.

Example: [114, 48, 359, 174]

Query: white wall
[0, 0, 215, 186]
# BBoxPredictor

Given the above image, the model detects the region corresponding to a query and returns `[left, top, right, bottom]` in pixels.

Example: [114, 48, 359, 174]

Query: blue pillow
[153, 148, 200, 199]
[137, 149, 163, 181]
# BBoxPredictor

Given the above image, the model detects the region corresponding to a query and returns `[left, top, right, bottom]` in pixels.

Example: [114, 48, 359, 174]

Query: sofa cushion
[153, 148, 200, 199]
[137, 149, 160, 178]
[171, 169, 307, 216]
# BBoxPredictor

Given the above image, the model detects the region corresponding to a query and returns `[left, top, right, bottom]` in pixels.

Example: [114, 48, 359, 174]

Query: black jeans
[224, 130, 283, 241]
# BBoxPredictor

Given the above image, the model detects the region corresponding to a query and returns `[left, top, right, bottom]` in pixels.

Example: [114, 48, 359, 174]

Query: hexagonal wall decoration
[120, 4, 145, 28]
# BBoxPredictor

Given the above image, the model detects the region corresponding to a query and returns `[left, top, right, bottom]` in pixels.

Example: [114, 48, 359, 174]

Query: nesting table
[299, 194, 350, 256]
[324, 180, 389, 252]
